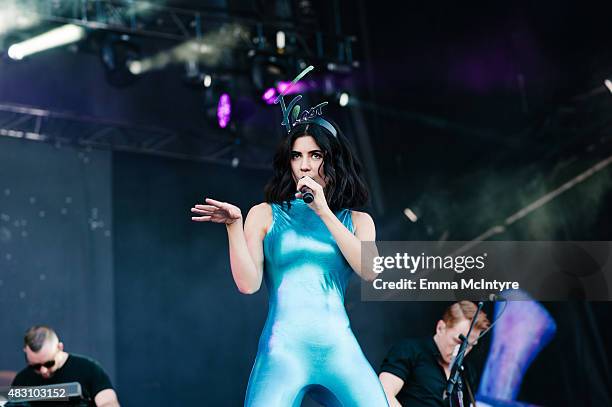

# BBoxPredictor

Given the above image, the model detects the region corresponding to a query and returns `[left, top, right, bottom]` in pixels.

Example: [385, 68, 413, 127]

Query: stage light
[7, 45, 23, 60]
[101, 35, 141, 87]
[124, 23, 246, 77]
[403, 208, 418, 222]
[262, 87, 277, 105]
[217, 93, 231, 128]
[7, 24, 85, 60]
[276, 31, 286, 51]
[125, 40, 211, 77]
[277, 81, 307, 95]
[262, 80, 309, 105]
[605, 79, 612, 94]
[203, 80, 234, 130]
[203, 74, 212, 88]
[338, 92, 350, 107]
[128, 60, 142, 75]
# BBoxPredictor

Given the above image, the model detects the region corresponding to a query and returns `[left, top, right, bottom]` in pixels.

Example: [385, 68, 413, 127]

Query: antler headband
[274, 66, 338, 137]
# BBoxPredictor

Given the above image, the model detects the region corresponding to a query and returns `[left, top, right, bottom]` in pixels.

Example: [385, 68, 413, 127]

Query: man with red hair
[379, 301, 490, 407]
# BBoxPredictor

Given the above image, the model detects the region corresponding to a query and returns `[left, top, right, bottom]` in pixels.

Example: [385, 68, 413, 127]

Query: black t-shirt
[11, 353, 113, 405]
[380, 337, 477, 407]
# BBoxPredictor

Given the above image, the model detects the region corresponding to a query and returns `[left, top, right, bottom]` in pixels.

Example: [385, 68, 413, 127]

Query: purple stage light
[217, 93, 231, 128]
[262, 80, 314, 105]
[277, 81, 306, 95]
[262, 87, 277, 105]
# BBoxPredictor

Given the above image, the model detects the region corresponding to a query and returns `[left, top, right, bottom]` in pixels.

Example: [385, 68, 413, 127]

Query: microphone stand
[444, 301, 484, 407]
[456, 373, 464, 407]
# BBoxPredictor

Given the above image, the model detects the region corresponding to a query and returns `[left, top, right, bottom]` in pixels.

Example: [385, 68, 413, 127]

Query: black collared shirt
[380, 337, 477, 407]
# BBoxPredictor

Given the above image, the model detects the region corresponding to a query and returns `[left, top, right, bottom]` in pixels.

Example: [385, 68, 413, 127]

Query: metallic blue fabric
[245, 199, 388, 406]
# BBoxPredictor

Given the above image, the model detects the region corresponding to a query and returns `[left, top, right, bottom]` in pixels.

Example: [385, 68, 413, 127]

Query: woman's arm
[227, 203, 270, 294]
[295, 176, 378, 281]
[192, 199, 270, 294]
[94, 389, 120, 407]
[379, 372, 404, 407]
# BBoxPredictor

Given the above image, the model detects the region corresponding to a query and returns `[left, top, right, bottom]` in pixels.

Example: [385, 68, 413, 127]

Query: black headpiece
[274, 66, 338, 137]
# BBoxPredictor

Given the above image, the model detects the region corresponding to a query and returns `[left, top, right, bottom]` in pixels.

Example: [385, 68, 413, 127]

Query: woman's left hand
[295, 176, 330, 216]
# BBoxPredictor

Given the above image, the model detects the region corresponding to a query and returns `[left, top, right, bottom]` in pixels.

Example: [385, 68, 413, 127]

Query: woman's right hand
[191, 198, 242, 225]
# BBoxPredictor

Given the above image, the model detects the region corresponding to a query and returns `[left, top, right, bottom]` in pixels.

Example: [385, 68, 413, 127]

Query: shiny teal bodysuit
[244, 199, 389, 406]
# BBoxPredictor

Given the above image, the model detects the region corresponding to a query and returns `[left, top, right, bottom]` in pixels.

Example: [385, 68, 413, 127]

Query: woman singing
[191, 90, 388, 406]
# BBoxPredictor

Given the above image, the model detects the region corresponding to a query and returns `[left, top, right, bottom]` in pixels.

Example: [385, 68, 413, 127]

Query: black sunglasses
[26, 356, 56, 371]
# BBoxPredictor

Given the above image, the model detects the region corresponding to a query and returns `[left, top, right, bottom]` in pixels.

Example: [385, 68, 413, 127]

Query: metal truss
[0, 102, 273, 169]
[0, 1, 359, 168]
[10, 0, 357, 64]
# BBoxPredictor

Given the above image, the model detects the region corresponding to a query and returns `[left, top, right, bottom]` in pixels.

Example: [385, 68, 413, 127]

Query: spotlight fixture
[7, 24, 86, 60]
[338, 92, 350, 107]
[276, 31, 286, 52]
[203, 74, 212, 88]
[100, 34, 141, 87]
[403, 208, 418, 222]
[262, 87, 277, 105]
[261, 79, 309, 105]
[204, 81, 232, 129]
[217, 93, 231, 129]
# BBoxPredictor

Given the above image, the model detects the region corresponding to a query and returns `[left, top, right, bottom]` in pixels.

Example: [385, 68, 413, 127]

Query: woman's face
[290, 135, 327, 188]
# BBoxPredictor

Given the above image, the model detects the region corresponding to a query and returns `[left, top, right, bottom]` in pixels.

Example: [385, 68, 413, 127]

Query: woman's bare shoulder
[351, 210, 375, 239]
[351, 210, 374, 224]
[249, 202, 272, 216]
[245, 202, 273, 231]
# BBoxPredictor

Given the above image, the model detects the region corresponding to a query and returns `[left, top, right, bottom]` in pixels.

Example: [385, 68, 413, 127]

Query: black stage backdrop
[113, 151, 270, 406]
[0, 137, 115, 380]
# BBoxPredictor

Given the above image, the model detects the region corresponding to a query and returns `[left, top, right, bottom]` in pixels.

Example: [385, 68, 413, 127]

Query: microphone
[300, 186, 314, 204]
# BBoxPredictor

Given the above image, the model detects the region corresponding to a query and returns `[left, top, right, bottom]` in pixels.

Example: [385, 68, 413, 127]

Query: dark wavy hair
[264, 121, 369, 211]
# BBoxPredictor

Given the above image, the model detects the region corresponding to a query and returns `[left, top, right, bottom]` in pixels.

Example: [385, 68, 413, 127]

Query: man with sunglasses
[10, 326, 120, 407]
